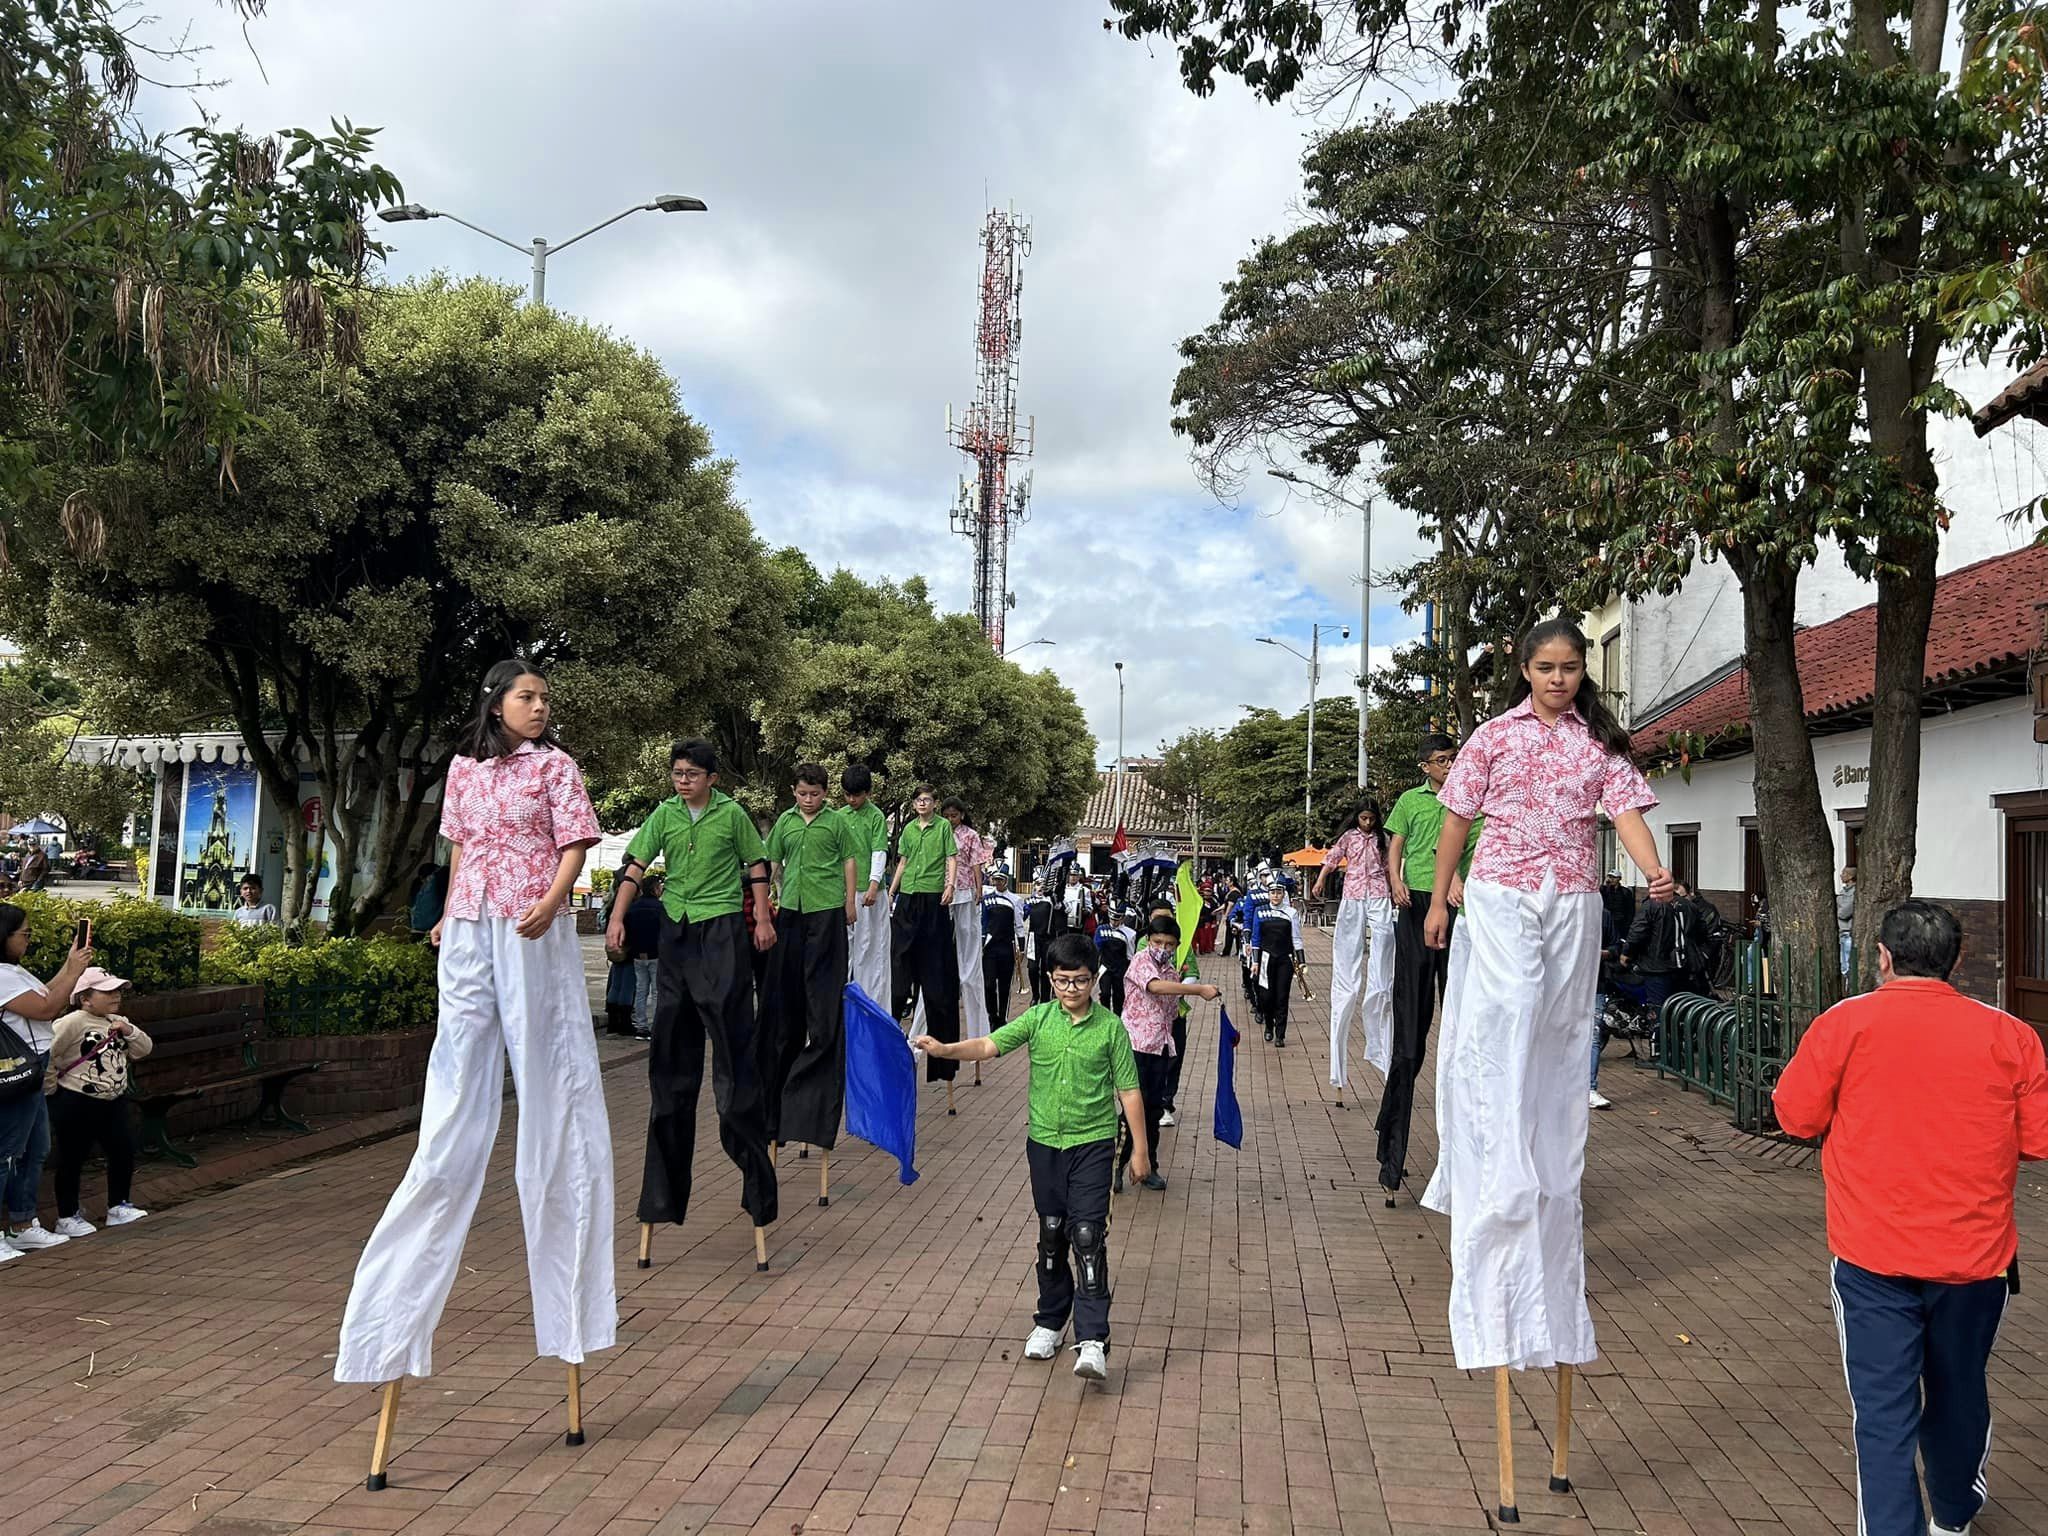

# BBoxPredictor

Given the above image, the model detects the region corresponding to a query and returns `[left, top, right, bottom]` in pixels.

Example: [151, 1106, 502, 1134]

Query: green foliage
[201, 925, 437, 1035]
[5, 890, 200, 992]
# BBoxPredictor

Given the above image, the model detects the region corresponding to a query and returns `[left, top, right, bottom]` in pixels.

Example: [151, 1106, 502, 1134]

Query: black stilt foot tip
[1498, 1504, 1519, 1524]
[1548, 1476, 1571, 1494]
[799, 1147, 808, 1159]
[566, 1431, 585, 1447]
[818, 1195, 830, 1207]
[948, 1108, 956, 1116]
[636, 1257, 650, 1269]
[756, 1260, 769, 1272]
[1385, 1196, 1397, 1208]
[366, 1474, 388, 1493]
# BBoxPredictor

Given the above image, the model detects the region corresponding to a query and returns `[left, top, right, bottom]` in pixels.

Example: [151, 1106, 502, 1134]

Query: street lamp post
[1002, 637, 1055, 658]
[379, 194, 708, 305]
[1113, 661, 1126, 833]
[1258, 625, 1348, 844]
[1269, 468, 1376, 790]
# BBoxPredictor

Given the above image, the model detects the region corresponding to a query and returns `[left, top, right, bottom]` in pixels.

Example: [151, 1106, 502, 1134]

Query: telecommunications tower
[946, 208, 1033, 651]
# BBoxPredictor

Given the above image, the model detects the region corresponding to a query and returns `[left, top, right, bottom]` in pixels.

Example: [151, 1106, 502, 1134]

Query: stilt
[365, 1381, 402, 1491]
[798, 1144, 808, 1159]
[1384, 1195, 1396, 1209]
[770, 1141, 779, 1169]
[946, 1080, 956, 1116]
[974, 1064, 982, 1086]
[754, 1225, 769, 1272]
[1495, 1367, 1518, 1523]
[1548, 1364, 1574, 1494]
[637, 1222, 652, 1270]
[819, 1149, 831, 1208]
[565, 1364, 585, 1447]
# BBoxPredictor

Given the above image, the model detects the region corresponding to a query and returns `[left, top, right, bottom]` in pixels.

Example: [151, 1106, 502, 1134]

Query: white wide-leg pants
[335, 916, 618, 1383]
[849, 898, 891, 1008]
[911, 897, 991, 1040]
[1329, 895, 1396, 1088]
[1420, 876, 1600, 1372]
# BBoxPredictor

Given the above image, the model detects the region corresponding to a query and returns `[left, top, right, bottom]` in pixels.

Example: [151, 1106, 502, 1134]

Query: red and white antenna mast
[947, 207, 1033, 651]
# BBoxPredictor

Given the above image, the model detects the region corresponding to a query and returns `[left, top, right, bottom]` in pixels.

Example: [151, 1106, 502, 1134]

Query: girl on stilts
[942, 797, 991, 1084]
[1314, 799, 1394, 1107]
[336, 661, 614, 1439]
[1419, 619, 1670, 1520]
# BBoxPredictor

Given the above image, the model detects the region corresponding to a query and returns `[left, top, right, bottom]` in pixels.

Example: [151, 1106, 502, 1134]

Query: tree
[1154, 726, 1226, 854]
[1, 277, 785, 932]
[0, 662, 142, 844]
[1, 0, 402, 559]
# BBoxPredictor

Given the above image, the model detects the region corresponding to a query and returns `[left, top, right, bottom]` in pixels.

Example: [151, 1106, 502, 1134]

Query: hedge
[201, 924, 437, 1035]
[4, 891, 202, 992]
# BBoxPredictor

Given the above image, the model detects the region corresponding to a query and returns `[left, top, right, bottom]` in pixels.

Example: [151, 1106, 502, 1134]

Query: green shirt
[625, 791, 769, 923]
[895, 816, 957, 896]
[990, 1000, 1139, 1149]
[1386, 783, 1483, 891]
[766, 806, 856, 914]
[841, 801, 889, 887]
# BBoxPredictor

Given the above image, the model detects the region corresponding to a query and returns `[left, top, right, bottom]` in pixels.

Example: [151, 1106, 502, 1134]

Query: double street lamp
[379, 195, 709, 305]
[1259, 625, 1348, 845]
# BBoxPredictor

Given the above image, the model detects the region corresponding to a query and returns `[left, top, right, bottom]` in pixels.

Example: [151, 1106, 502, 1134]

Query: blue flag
[1214, 1003, 1243, 1149]
[843, 983, 919, 1185]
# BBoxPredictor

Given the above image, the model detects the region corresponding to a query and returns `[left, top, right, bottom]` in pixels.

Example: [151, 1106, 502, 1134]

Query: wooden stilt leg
[1548, 1364, 1574, 1494]
[946, 1080, 956, 1116]
[565, 1364, 585, 1447]
[819, 1149, 830, 1208]
[1496, 1367, 1518, 1523]
[754, 1225, 769, 1272]
[366, 1381, 402, 1491]
[798, 1143, 808, 1159]
[770, 1141, 779, 1169]
[637, 1222, 652, 1270]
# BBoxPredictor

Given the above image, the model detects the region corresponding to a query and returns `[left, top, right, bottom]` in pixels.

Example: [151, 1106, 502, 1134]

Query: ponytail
[1506, 619, 1633, 756]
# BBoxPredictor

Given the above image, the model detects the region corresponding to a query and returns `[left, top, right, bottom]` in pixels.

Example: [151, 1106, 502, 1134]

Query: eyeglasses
[1424, 753, 1456, 766]
[672, 768, 708, 782]
[1049, 974, 1094, 992]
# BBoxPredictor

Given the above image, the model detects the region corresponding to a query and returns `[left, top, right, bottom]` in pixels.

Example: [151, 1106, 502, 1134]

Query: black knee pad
[1037, 1213, 1067, 1273]
[1071, 1218, 1109, 1299]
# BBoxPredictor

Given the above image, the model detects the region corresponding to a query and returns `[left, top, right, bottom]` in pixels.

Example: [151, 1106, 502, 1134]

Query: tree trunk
[1736, 550, 1841, 1006]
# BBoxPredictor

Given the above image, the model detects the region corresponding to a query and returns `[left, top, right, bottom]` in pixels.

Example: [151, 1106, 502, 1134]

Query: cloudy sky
[147, 0, 1430, 766]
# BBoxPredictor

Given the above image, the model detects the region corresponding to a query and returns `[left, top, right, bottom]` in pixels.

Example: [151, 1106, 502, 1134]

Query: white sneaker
[0, 1241, 20, 1263]
[7, 1220, 69, 1251]
[1023, 1326, 1062, 1361]
[1073, 1340, 1108, 1381]
[105, 1204, 147, 1226]
[1929, 1523, 1971, 1536]
[1159, 1108, 1176, 1128]
[53, 1215, 96, 1238]
[1588, 1089, 1612, 1111]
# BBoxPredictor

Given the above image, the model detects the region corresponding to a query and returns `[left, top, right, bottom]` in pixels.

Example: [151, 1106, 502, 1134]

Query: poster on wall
[299, 773, 337, 917]
[179, 762, 258, 915]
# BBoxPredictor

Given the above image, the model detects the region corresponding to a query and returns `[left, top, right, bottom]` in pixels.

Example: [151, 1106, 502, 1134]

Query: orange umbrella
[1283, 846, 1329, 868]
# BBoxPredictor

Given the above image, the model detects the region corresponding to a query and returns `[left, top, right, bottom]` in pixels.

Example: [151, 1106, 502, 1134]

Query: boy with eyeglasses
[915, 932, 1144, 1382]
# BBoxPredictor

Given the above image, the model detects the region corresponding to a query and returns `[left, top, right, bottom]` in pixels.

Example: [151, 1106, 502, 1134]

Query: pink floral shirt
[1439, 699, 1656, 895]
[1121, 946, 1181, 1055]
[950, 825, 989, 904]
[1323, 828, 1391, 902]
[440, 742, 602, 922]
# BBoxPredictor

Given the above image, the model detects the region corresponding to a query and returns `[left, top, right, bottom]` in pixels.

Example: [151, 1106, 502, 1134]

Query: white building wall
[1641, 696, 2048, 901]
[1627, 360, 2045, 714]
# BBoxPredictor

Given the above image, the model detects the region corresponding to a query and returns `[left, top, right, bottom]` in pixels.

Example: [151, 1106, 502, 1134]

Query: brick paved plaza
[7, 929, 2047, 1536]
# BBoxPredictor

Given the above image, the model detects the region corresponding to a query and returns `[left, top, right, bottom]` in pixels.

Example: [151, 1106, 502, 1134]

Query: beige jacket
[45, 1009, 153, 1099]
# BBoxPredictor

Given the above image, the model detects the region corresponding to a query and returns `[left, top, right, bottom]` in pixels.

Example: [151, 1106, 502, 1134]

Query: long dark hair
[1507, 619, 1632, 755]
[1335, 797, 1390, 875]
[0, 902, 25, 955]
[457, 659, 561, 762]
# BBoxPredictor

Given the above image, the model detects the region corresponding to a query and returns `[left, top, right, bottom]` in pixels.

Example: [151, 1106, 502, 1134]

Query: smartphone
[73, 918, 91, 950]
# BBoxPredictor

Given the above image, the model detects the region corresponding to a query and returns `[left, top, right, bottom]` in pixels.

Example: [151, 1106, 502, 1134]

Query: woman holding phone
[0, 903, 94, 1258]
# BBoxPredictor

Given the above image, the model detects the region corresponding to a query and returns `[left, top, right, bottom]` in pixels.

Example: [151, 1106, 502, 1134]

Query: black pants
[642, 911, 779, 1227]
[1100, 964, 1128, 1016]
[985, 941, 1016, 1024]
[1028, 944, 1053, 1006]
[1116, 1051, 1170, 1173]
[761, 907, 849, 1148]
[1163, 1011, 1188, 1109]
[1376, 900, 1453, 1190]
[1263, 953, 1295, 1039]
[894, 892, 961, 1081]
[49, 1089, 133, 1216]
[1026, 1137, 1114, 1345]
[1222, 922, 1240, 956]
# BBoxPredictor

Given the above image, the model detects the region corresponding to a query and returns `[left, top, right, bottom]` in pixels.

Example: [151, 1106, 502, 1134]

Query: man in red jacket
[1775, 899, 2048, 1536]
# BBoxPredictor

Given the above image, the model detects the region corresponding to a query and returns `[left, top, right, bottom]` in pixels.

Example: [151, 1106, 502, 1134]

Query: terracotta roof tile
[1630, 543, 2048, 756]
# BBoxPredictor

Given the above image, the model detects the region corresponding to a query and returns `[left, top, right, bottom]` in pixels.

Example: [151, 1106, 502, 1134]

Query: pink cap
[71, 966, 129, 1002]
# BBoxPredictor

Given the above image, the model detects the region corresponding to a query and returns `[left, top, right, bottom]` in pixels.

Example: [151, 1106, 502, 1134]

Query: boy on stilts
[1419, 620, 1671, 1522]
[890, 785, 960, 1103]
[607, 739, 780, 1270]
[914, 932, 1145, 1381]
[841, 765, 892, 1006]
[762, 765, 858, 1190]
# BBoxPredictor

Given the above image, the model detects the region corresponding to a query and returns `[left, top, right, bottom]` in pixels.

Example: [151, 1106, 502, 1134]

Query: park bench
[130, 1001, 325, 1168]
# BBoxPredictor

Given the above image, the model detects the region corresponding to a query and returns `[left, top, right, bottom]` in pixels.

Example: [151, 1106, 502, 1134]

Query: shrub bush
[201, 928, 437, 1035]
[4, 891, 202, 993]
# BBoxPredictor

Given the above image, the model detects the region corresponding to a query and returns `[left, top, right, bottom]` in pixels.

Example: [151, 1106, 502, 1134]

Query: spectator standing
[0, 902, 94, 1256]
[1837, 865, 1857, 975]
[18, 841, 50, 893]
[1620, 888, 1686, 1013]
[232, 875, 279, 927]
[1775, 900, 2048, 1536]
[47, 966, 152, 1235]
[625, 873, 666, 1040]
